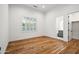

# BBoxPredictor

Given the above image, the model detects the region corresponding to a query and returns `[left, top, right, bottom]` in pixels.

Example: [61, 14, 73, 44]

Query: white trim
[73, 38, 79, 40]
[46, 35, 68, 42]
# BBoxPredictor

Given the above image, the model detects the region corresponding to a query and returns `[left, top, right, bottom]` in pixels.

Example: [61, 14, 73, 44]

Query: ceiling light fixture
[42, 5, 45, 8]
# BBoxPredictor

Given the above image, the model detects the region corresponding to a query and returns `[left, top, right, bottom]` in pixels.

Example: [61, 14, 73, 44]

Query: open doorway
[68, 12, 79, 40]
[72, 21, 79, 39]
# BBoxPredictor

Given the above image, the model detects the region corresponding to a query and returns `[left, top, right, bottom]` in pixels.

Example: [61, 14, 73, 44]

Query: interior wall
[56, 16, 63, 38]
[45, 5, 79, 41]
[9, 4, 45, 41]
[69, 12, 79, 21]
[0, 4, 8, 53]
[56, 16, 63, 31]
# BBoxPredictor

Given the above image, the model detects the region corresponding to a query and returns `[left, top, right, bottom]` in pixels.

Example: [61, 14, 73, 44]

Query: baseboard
[9, 36, 47, 43]
[9, 35, 67, 43]
[72, 38, 79, 40]
[45, 35, 68, 42]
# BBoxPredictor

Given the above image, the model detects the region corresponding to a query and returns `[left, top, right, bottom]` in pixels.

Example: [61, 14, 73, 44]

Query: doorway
[72, 21, 79, 39]
[68, 12, 79, 40]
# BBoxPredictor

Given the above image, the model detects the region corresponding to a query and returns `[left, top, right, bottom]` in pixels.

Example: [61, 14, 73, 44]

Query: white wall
[0, 4, 8, 53]
[69, 12, 79, 21]
[9, 4, 45, 41]
[45, 5, 79, 41]
[56, 16, 63, 32]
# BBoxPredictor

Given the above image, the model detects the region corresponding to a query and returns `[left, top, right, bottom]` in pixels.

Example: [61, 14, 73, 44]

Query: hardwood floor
[5, 36, 79, 54]
[60, 39, 79, 54]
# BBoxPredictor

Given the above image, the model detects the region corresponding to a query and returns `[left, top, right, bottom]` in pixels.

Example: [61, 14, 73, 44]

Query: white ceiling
[25, 4, 79, 13]
[10, 4, 79, 13]
[25, 4, 63, 13]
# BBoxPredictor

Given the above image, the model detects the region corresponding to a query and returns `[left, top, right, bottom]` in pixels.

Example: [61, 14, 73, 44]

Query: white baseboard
[45, 35, 68, 42]
[73, 38, 79, 40]
[9, 35, 44, 42]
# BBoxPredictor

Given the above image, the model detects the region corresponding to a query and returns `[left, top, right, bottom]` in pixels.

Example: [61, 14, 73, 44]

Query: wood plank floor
[60, 39, 79, 54]
[5, 36, 79, 54]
